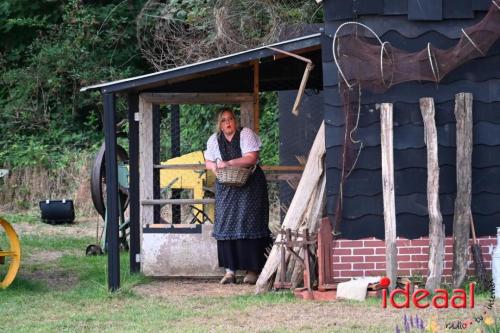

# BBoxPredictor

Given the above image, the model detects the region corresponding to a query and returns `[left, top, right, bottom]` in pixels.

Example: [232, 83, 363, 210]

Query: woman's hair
[216, 108, 239, 133]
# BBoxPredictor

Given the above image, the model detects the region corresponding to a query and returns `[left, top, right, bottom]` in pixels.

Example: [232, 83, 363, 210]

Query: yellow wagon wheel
[0, 217, 21, 289]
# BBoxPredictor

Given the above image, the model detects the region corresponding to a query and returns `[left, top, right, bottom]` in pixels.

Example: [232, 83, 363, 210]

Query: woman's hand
[217, 160, 230, 169]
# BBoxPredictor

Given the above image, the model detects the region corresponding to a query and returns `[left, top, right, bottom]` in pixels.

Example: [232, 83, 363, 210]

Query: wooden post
[240, 101, 254, 131]
[255, 122, 325, 293]
[420, 97, 445, 290]
[380, 103, 397, 290]
[103, 93, 120, 291]
[452, 92, 473, 288]
[139, 96, 154, 230]
[127, 93, 140, 273]
[253, 61, 260, 134]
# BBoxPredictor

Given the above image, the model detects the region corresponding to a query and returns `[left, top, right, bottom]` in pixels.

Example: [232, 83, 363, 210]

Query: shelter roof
[80, 33, 322, 94]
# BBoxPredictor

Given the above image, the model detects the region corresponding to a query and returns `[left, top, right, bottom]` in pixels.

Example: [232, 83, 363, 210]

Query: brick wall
[332, 236, 497, 280]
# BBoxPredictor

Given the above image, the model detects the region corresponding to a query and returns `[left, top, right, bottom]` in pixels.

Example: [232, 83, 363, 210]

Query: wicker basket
[216, 164, 256, 187]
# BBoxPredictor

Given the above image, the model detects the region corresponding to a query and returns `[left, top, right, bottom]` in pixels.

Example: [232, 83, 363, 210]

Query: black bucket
[39, 199, 75, 224]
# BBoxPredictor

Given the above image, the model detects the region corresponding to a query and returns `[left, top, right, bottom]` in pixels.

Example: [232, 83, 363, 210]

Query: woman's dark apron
[214, 129, 271, 272]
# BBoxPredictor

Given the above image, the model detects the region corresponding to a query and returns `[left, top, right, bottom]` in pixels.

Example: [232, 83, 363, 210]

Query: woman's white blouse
[204, 127, 262, 161]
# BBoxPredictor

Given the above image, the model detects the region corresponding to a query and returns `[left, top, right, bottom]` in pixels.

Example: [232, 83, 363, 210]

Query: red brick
[442, 269, 452, 276]
[366, 270, 387, 276]
[353, 263, 375, 269]
[411, 254, 429, 262]
[445, 246, 453, 253]
[444, 254, 453, 262]
[333, 256, 342, 263]
[376, 263, 386, 269]
[333, 263, 352, 270]
[340, 270, 365, 277]
[341, 256, 364, 263]
[332, 248, 352, 255]
[420, 247, 430, 255]
[396, 239, 412, 247]
[410, 239, 429, 246]
[353, 248, 374, 255]
[398, 247, 421, 254]
[364, 240, 385, 247]
[399, 262, 424, 269]
[365, 255, 386, 263]
[339, 240, 364, 247]
[396, 255, 411, 262]
[375, 248, 386, 254]
[445, 238, 453, 246]
[444, 261, 453, 269]
[478, 238, 496, 246]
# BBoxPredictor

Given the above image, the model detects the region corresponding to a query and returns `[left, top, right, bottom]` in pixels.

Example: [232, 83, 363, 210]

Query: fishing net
[331, 2, 500, 229]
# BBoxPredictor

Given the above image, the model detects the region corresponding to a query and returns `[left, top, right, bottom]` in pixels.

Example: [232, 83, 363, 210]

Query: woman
[204, 108, 271, 284]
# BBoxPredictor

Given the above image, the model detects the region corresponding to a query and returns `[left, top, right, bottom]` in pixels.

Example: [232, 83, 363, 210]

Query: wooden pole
[139, 96, 154, 229]
[380, 103, 397, 290]
[420, 97, 445, 290]
[452, 92, 473, 288]
[255, 122, 325, 293]
[253, 61, 260, 134]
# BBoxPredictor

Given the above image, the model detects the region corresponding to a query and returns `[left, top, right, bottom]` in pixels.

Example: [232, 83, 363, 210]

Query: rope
[427, 43, 440, 82]
[380, 41, 394, 88]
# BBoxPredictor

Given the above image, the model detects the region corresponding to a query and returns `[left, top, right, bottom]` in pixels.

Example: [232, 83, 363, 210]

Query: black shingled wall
[322, 0, 500, 239]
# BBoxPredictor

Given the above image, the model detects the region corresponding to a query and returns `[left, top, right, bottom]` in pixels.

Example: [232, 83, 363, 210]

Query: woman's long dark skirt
[217, 237, 272, 272]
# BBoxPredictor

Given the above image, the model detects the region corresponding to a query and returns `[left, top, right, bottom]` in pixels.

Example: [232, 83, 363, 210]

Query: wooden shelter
[81, 0, 500, 291]
[81, 34, 322, 290]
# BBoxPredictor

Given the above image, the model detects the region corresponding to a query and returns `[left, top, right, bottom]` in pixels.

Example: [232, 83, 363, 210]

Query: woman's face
[219, 111, 236, 136]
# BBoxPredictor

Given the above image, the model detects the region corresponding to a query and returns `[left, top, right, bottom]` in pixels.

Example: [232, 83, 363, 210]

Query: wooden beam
[104, 93, 120, 291]
[420, 97, 445, 291]
[140, 92, 253, 105]
[380, 103, 397, 291]
[452, 92, 473, 288]
[139, 96, 154, 228]
[127, 93, 140, 273]
[256, 122, 325, 293]
[153, 164, 304, 171]
[240, 101, 254, 130]
[253, 61, 260, 134]
[142, 199, 215, 205]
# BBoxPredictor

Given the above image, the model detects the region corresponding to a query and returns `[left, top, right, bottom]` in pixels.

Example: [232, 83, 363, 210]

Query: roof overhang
[80, 33, 322, 94]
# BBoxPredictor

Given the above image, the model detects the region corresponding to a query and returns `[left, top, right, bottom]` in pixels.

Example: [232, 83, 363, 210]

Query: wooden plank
[140, 92, 253, 105]
[142, 199, 215, 205]
[153, 164, 304, 171]
[139, 96, 154, 228]
[354, 0, 383, 14]
[240, 101, 255, 130]
[420, 97, 445, 290]
[256, 122, 325, 293]
[408, 0, 443, 21]
[443, 0, 473, 18]
[253, 61, 260, 134]
[384, 0, 408, 15]
[452, 92, 473, 288]
[380, 103, 397, 291]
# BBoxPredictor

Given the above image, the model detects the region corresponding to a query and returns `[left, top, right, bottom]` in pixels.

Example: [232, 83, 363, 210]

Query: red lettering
[451, 289, 467, 308]
[412, 289, 430, 308]
[390, 283, 410, 308]
[470, 282, 475, 308]
[382, 288, 387, 308]
[432, 289, 449, 308]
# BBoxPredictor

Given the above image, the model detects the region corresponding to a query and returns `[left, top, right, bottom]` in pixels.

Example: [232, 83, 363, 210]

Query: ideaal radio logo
[378, 277, 497, 332]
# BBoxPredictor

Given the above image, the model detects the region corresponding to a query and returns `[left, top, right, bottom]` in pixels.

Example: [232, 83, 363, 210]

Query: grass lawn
[0, 213, 498, 332]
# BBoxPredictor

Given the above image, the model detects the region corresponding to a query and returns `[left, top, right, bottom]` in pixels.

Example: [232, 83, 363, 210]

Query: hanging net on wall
[331, 2, 500, 230]
[333, 2, 500, 92]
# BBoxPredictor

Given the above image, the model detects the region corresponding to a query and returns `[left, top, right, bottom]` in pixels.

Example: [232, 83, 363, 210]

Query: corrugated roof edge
[80, 33, 322, 93]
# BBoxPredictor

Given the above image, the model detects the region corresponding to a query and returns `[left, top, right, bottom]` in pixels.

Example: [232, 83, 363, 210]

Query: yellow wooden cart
[0, 217, 21, 289]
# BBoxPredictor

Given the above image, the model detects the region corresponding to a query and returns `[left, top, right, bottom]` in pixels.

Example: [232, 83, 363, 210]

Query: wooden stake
[255, 122, 326, 293]
[381, 103, 397, 290]
[420, 97, 445, 290]
[452, 92, 473, 288]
